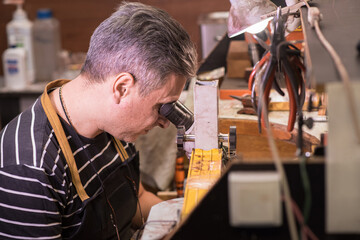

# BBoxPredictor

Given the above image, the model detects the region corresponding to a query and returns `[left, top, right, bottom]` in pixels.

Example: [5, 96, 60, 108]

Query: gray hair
[80, 2, 197, 96]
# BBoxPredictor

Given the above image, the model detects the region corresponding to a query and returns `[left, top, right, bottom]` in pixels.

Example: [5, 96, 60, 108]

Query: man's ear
[112, 72, 136, 104]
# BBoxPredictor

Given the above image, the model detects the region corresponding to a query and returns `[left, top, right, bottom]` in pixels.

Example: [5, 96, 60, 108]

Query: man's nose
[158, 115, 170, 129]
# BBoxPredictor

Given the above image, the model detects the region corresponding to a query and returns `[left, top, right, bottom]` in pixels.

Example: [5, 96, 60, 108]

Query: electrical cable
[260, 89, 299, 240]
[126, 166, 145, 226]
[299, 155, 312, 240]
[302, 0, 360, 144]
[287, 196, 319, 240]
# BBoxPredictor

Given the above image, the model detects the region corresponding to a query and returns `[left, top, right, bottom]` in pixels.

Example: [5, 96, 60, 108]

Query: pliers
[248, 8, 306, 133]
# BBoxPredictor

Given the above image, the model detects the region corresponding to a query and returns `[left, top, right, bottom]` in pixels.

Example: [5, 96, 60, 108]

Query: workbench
[184, 76, 326, 161]
[141, 1, 360, 239]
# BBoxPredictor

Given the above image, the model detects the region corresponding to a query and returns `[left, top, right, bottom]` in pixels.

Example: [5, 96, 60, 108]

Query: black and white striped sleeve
[0, 99, 67, 239]
[0, 164, 65, 240]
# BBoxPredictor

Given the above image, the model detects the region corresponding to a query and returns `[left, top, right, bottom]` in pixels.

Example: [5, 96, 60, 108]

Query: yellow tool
[182, 148, 222, 219]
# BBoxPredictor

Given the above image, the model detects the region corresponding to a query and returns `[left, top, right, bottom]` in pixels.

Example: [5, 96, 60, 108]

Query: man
[0, 2, 197, 239]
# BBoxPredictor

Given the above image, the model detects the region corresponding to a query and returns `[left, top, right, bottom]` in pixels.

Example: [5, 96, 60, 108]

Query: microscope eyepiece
[159, 101, 194, 131]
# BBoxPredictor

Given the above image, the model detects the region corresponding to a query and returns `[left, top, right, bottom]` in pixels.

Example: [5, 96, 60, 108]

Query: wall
[0, 0, 231, 76]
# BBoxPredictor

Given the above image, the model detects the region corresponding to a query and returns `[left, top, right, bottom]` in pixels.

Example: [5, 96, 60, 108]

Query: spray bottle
[5, 0, 35, 84]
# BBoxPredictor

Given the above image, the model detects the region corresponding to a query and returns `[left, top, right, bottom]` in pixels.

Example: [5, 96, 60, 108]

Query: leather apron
[41, 79, 139, 240]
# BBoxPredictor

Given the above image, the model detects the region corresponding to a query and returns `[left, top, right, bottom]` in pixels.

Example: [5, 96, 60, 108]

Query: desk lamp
[228, 0, 304, 38]
[228, 0, 277, 38]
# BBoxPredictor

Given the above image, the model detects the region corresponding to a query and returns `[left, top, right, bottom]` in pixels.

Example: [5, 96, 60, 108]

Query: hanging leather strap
[41, 79, 128, 202]
[41, 79, 89, 201]
[112, 137, 129, 160]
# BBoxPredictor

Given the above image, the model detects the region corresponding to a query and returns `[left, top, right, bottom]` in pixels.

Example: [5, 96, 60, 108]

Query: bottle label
[8, 30, 26, 47]
[6, 59, 19, 74]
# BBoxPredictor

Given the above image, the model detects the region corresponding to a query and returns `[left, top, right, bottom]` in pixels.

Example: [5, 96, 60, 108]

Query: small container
[33, 8, 61, 82]
[2, 46, 28, 90]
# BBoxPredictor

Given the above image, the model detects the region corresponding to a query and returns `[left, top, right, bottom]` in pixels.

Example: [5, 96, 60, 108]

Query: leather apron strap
[112, 137, 129, 159]
[41, 79, 128, 202]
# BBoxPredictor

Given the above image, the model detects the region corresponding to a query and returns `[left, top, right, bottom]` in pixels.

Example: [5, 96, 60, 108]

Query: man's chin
[119, 130, 150, 143]
[123, 137, 137, 143]
[123, 133, 144, 143]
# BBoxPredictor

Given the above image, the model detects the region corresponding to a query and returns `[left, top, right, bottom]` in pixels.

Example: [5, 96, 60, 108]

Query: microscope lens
[159, 101, 194, 131]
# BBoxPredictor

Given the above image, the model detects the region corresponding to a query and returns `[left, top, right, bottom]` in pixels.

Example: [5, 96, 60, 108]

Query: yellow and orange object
[181, 148, 222, 219]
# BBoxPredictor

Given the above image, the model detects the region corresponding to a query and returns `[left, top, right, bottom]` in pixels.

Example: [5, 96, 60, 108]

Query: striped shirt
[0, 97, 136, 239]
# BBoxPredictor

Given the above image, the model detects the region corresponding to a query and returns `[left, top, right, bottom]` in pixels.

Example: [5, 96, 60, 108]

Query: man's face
[117, 74, 186, 142]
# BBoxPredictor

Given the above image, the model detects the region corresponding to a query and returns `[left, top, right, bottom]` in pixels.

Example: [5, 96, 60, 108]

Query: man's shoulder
[0, 98, 59, 169]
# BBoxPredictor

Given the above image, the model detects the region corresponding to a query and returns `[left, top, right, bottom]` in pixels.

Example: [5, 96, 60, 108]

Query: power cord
[303, 0, 360, 144]
[260, 92, 299, 240]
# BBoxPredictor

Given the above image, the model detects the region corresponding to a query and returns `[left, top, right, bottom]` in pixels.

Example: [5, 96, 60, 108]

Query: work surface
[218, 98, 326, 141]
[184, 77, 327, 161]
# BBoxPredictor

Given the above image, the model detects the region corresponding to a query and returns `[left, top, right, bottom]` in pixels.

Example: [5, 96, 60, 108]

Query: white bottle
[2, 45, 28, 90]
[33, 9, 61, 82]
[6, 3, 35, 84]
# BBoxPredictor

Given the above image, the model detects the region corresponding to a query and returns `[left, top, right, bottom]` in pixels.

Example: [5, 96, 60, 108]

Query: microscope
[159, 79, 237, 218]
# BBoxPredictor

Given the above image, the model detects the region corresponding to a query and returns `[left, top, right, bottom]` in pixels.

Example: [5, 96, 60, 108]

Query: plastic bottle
[2, 44, 28, 90]
[6, 3, 35, 84]
[33, 9, 61, 82]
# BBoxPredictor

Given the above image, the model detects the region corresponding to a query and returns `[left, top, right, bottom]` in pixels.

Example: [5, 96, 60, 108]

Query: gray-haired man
[0, 2, 197, 239]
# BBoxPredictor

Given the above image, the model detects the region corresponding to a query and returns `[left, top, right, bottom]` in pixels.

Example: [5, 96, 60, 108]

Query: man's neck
[49, 76, 104, 139]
